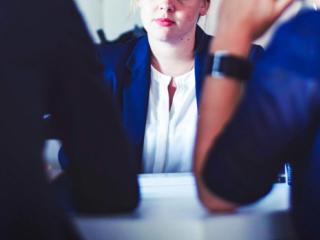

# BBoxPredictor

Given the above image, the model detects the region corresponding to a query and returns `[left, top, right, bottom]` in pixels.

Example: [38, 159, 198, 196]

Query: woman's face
[136, 0, 209, 43]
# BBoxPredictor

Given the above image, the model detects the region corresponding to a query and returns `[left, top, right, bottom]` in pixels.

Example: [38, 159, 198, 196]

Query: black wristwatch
[208, 51, 252, 81]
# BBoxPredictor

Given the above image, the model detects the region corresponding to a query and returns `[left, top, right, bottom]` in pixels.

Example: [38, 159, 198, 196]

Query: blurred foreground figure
[0, 0, 139, 239]
[195, 0, 320, 239]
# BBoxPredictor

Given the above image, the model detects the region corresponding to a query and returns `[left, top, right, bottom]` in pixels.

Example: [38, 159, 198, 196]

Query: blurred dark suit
[0, 0, 139, 239]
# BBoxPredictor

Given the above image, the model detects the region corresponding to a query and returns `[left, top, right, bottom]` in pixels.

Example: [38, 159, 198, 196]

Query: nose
[159, 0, 175, 12]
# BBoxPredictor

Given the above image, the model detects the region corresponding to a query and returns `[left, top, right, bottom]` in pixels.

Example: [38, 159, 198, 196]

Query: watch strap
[207, 51, 252, 81]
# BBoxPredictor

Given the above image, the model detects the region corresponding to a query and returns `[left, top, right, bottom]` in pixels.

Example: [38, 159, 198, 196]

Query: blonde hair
[129, 0, 138, 16]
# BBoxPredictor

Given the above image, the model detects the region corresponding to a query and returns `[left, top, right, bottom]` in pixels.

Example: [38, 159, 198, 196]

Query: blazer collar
[194, 26, 211, 106]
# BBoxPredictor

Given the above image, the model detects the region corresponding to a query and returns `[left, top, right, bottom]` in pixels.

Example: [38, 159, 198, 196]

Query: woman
[59, 0, 263, 173]
[96, 0, 263, 173]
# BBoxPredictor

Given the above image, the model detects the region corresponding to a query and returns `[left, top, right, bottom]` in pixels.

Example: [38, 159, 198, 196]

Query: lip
[155, 18, 175, 27]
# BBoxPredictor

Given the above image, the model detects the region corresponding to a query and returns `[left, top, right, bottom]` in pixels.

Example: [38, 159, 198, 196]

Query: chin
[150, 31, 177, 42]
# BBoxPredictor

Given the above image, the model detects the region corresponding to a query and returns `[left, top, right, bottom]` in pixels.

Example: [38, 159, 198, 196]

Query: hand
[216, 0, 294, 41]
[209, 0, 294, 60]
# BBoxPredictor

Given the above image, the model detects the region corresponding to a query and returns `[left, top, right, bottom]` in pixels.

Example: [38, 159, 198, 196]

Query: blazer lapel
[123, 36, 151, 165]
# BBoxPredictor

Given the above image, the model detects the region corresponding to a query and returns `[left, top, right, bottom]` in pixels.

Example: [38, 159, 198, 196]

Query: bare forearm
[194, 0, 294, 211]
[194, 36, 250, 175]
[194, 41, 249, 212]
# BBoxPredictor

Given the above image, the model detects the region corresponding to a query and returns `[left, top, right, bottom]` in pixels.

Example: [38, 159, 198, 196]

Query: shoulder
[97, 38, 139, 69]
[260, 10, 320, 80]
[270, 10, 320, 55]
[281, 9, 320, 36]
[96, 35, 150, 96]
[195, 25, 212, 52]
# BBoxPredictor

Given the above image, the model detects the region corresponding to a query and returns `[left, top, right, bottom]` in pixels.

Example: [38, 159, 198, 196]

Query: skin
[193, 0, 294, 211]
[135, 0, 210, 77]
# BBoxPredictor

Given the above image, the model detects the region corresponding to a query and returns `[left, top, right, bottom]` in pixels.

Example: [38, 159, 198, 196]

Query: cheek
[178, 9, 200, 25]
[139, 10, 154, 34]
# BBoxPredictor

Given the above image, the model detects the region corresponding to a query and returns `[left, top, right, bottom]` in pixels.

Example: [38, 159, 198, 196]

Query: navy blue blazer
[97, 26, 264, 171]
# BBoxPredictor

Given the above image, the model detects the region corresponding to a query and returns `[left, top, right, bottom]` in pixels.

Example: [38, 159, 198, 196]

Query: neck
[149, 30, 196, 77]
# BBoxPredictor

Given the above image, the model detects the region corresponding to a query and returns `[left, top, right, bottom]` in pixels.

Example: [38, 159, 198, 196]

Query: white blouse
[142, 66, 198, 173]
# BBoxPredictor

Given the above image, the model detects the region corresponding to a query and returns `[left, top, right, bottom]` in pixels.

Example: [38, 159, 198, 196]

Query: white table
[75, 173, 298, 240]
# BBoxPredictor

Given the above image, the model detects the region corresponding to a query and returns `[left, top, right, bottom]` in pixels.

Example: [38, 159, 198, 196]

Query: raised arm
[194, 0, 294, 211]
